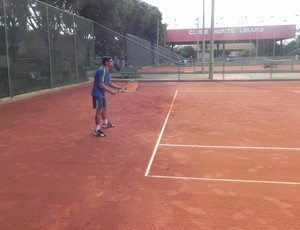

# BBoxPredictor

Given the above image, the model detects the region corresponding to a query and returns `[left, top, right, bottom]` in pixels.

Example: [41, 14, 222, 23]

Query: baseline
[149, 175, 300, 186]
[159, 143, 300, 151]
[178, 89, 300, 94]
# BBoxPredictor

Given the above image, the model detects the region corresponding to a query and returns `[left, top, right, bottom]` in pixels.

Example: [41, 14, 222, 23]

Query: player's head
[102, 56, 113, 66]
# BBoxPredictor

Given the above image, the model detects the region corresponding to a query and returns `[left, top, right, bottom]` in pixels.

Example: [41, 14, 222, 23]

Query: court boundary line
[149, 175, 300, 186]
[159, 143, 300, 151]
[178, 90, 268, 93]
[149, 144, 300, 185]
[178, 89, 300, 94]
[145, 87, 300, 184]
[144, 90, 178, 177]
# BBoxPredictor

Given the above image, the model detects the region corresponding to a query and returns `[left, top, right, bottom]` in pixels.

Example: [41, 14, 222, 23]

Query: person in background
[188, 56, 193, 66]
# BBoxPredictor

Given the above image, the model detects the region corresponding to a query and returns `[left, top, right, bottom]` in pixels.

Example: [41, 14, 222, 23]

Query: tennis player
[91, 56, 122, 137]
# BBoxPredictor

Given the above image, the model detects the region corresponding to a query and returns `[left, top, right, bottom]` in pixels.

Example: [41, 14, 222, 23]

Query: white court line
[144, 90, 178, 177]
[145, 89, 300, 184]
[178, 90, 266, 93]
[179, 90, 300, 94]
[149, 175, 300, 186]
[159, 143, 300, 151]
[290, 90, 300, 94]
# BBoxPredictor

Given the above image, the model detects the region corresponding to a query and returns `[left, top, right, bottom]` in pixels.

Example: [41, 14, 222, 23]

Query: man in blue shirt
[91, 56, 121, 137]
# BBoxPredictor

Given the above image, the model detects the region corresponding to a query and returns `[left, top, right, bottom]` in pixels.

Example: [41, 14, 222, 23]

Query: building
[166, 25, 296, 57]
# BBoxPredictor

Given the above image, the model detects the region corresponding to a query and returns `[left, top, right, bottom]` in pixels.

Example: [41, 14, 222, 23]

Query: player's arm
[108, 81, 122, 90]
[98, 82, 117, 95]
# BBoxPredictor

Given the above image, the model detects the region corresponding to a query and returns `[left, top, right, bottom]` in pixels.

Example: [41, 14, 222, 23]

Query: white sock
[96, 125, 100, 131]
[103, 119, 108, 124]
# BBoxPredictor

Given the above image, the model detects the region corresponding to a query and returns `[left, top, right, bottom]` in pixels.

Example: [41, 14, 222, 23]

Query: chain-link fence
[1, 0, 300, 99]
[120, 27, 300, 81]
[0, 0, 94, 98]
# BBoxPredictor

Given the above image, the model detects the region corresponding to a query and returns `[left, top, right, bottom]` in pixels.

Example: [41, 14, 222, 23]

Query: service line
[144, 90, 178, 177]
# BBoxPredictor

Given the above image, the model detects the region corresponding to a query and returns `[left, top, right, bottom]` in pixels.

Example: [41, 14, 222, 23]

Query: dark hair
[102, 56, 112, 65]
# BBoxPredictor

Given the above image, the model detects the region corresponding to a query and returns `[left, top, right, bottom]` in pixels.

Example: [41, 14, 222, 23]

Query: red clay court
[1, 80, 300, 229]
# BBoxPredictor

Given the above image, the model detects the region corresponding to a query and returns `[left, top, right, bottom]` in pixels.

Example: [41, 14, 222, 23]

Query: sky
[143, 0, 300, 29]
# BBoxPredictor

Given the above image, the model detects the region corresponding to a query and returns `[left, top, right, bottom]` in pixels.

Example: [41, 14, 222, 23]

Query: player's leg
[101, 99, 115, 128]
[93, 96, 105, 137]
[101, 107, 107, 122]
[95, 108, 102, 128]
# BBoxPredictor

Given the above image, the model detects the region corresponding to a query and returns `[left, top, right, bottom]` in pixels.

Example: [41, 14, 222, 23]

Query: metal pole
[209, 0, 215, 79]
[196, 17, 199, 60]
[255, 31, 258, 60]
[163, 25, 167, 64]
[91, 22, 95, 66]
[202, 0, 205, 74]
[156, 19, 159, 65]
[3, 0, 12, 97]
[273, 31, 276, 60]
[249, 33, 252, 58]
[73, 15, 79, 82]
[46, 6, 53, 88]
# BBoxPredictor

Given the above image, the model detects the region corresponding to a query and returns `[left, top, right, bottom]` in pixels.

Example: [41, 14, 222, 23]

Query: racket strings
[121, 81, 139, 92]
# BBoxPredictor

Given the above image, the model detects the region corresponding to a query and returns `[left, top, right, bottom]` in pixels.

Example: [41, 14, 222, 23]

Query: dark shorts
[92, 96, 106, 109]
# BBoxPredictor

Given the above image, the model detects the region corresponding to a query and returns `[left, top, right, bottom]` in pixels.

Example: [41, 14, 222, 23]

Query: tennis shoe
[94, 129, 105, 137]
[103, 122, 115, 128]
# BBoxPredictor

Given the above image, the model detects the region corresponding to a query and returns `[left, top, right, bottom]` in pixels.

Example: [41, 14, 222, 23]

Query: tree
[39, 0, 164, 43]
[179, 46, 195, 58]
[34, 0, 166, 60]
[0, 0, 28, 59]
[77, 0, 163, 58]
[37, 0, 82, 13]
[285, 28, 300, 56]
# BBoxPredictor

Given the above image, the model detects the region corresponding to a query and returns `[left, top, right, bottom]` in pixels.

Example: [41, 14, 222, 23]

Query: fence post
[91, 22, 95, 67]
[177, 64, 181, 81]
[46, 6, 53, 88]
[73, 15, 79, 83]
[222, 62, 225, 80]
[270, 60, 273, 79]
[3, 0, 12, 97]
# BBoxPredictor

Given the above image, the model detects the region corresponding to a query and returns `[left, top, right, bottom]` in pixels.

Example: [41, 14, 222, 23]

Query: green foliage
[36, 0, 166, 59]
[178, 46, 195, 58]
[285, 28, 300, 55]
[38, 0, 164, 44]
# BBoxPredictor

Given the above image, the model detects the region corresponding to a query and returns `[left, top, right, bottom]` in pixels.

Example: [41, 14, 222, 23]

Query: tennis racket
[118, 80, 139, 93]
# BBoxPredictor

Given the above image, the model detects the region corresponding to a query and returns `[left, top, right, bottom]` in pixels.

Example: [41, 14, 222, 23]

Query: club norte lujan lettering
[189, 27, 264, 36]
[167, 25, 295, 42]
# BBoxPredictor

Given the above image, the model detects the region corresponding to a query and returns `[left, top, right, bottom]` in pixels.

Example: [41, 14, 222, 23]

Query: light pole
[196, 17, 200, 60]
[209, 0, 215, 79]
[270, 16, 276, 60]
[164, 24, 168, 64]
[202, 0, 205, 74]
[256, 28, 259, 60]
[249, 32, 252, 59]
[156, 19, 159, 65]
[273, 30, 276, 60]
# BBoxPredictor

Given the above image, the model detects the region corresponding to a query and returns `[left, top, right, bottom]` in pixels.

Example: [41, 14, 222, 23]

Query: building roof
[166, 25, 296, 44]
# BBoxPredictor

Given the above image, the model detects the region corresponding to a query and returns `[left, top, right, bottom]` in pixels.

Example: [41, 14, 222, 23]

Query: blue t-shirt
[91, 66, 110, 97]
